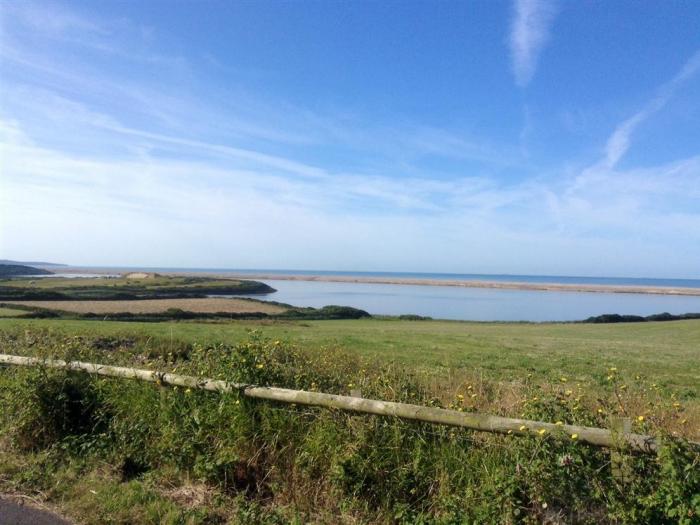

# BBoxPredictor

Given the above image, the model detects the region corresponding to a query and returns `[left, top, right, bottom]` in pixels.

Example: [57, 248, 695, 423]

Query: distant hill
[0, 264, 53, 277]
[0, 259, 66, 267]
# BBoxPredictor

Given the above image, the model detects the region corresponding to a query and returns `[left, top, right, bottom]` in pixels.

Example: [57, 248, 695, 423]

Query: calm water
[247, 279, 700, 322]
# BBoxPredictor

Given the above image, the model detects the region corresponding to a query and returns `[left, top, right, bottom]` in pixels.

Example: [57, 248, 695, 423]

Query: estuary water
[251, 279, 700, 322]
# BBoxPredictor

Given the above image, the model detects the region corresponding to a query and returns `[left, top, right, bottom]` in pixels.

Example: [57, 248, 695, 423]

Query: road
[0, 497, 70, 525]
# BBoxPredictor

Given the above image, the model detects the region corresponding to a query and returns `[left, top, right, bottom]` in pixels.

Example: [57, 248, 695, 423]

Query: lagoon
[254, 279, 700, 322]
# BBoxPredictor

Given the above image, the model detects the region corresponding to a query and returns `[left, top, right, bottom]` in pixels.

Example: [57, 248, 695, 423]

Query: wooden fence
[0, 353, 668, 454]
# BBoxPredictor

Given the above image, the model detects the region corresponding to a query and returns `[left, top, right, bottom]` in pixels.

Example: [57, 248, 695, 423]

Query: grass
[1, 317, 698, 393]
[0, 275, 274, 301]
[0, 324, 698, 524]
[0, 307, 27, 317]
[5, 298, 288, 315]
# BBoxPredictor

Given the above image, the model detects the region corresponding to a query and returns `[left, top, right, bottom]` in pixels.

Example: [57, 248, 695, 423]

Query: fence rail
[0, 353, 665, 453]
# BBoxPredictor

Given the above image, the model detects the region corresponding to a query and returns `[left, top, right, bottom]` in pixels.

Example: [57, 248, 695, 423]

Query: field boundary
[0, 353, 672, 454]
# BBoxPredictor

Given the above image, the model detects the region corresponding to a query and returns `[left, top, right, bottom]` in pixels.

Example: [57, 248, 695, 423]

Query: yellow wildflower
[571, 433, 579, 440]
[637, 415, 645, 422]
[519, 425, 527, 431]
[537, 429, 547, 436]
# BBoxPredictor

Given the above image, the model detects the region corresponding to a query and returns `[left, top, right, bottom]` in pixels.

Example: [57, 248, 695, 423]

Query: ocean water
[80, 267, 700, 289]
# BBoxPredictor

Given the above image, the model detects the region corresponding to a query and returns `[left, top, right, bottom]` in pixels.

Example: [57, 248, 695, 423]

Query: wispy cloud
[603, 49, 700, 169]
[2, 2, 700, 277]
[509, 0, 558, 87]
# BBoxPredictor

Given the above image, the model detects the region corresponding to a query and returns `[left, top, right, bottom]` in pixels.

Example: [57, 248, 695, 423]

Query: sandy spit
[54, 268, 700, 297]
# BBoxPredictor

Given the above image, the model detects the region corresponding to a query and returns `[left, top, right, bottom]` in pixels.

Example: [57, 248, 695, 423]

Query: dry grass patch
[8, 298, 286, 315]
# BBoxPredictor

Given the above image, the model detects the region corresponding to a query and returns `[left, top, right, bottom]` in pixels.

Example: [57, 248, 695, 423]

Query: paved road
[0, 497, 70, 525]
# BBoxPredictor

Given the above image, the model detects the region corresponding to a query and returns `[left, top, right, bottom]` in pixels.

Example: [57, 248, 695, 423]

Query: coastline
[57, 268, 700, 296]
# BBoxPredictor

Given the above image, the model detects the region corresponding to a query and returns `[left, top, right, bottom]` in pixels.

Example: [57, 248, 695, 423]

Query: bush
[1, 331, 698, 523]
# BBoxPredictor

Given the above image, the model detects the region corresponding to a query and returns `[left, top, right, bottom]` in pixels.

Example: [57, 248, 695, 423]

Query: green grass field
[0, 307, 27, 317]
[1, 317, 699, 523]
[2, 317, 698, 392]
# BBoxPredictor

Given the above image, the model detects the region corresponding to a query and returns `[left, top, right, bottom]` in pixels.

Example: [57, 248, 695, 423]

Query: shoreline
[57, 268, 700, 297]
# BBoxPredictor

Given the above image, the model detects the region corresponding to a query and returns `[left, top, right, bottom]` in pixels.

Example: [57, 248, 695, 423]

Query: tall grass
[0, 328, 698, 523]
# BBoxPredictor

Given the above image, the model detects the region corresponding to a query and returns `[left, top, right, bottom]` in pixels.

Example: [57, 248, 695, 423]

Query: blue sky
[1, 0, 699, 277]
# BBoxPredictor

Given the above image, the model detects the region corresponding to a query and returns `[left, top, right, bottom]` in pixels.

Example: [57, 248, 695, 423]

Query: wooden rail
[0, 354, 662, 453]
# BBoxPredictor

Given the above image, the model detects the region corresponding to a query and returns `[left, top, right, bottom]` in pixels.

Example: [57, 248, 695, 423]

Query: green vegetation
[584, 312, 700, 323]
[2, 317, 698, 392]
[0, 264, 52, 277]
[0, 325, 698, 524]
[0, 307, 27, 317]
[1, 304, 371, 322]
[0, 275, 274, 300]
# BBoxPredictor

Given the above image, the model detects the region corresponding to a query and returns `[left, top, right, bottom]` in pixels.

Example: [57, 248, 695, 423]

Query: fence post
[610, 417, 632, 482]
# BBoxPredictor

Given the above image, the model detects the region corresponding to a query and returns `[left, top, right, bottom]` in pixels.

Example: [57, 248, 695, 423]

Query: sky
[1, 0, 699, 277]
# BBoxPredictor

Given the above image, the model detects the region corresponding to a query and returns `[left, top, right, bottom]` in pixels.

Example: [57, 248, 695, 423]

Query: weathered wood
[610, 416, 633, 482]
[0, 354, 662, 453]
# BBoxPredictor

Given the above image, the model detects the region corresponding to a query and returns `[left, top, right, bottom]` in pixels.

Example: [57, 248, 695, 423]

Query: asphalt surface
[0, 497, 70, 525]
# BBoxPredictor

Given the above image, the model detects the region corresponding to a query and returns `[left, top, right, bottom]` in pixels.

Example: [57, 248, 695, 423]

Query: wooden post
[610, 416, 632, 482]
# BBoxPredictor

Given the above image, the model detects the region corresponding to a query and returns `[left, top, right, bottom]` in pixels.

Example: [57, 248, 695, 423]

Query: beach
[54, 267, 700, 296]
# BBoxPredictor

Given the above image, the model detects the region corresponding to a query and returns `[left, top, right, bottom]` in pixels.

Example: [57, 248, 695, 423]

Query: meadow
[0, 316, 698, 523]
[0, 275, 274, 301]
[6, 298, 287, 315]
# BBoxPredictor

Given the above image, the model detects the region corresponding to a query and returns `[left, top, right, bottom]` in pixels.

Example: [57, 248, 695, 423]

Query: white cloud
[3, 118, 700, 276]
[509, 0, 558, 86]
[603, 50, 700, 169]
[2, 2, 700, 277]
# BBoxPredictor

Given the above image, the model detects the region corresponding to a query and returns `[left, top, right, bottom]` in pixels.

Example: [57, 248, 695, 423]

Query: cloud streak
[509, 0, 558, 86]
[603, 49, 700, 169]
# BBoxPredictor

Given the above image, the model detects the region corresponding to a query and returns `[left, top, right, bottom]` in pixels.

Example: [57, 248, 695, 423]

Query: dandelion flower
[256, 363, 264, 369]
[571, 433, 578, 440]
[457, 394, 464, 400]
[537, 429, 547, 436]
[637, 415, 645, 422]
[519, 425, 527, 431]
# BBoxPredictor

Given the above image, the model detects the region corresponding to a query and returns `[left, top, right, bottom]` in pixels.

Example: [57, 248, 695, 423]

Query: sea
[47, 267, 700, 322]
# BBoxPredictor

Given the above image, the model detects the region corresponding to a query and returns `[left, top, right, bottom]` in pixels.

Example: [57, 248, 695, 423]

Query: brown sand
[214, 274, 700, 296]
[55, 267, 700, 296]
